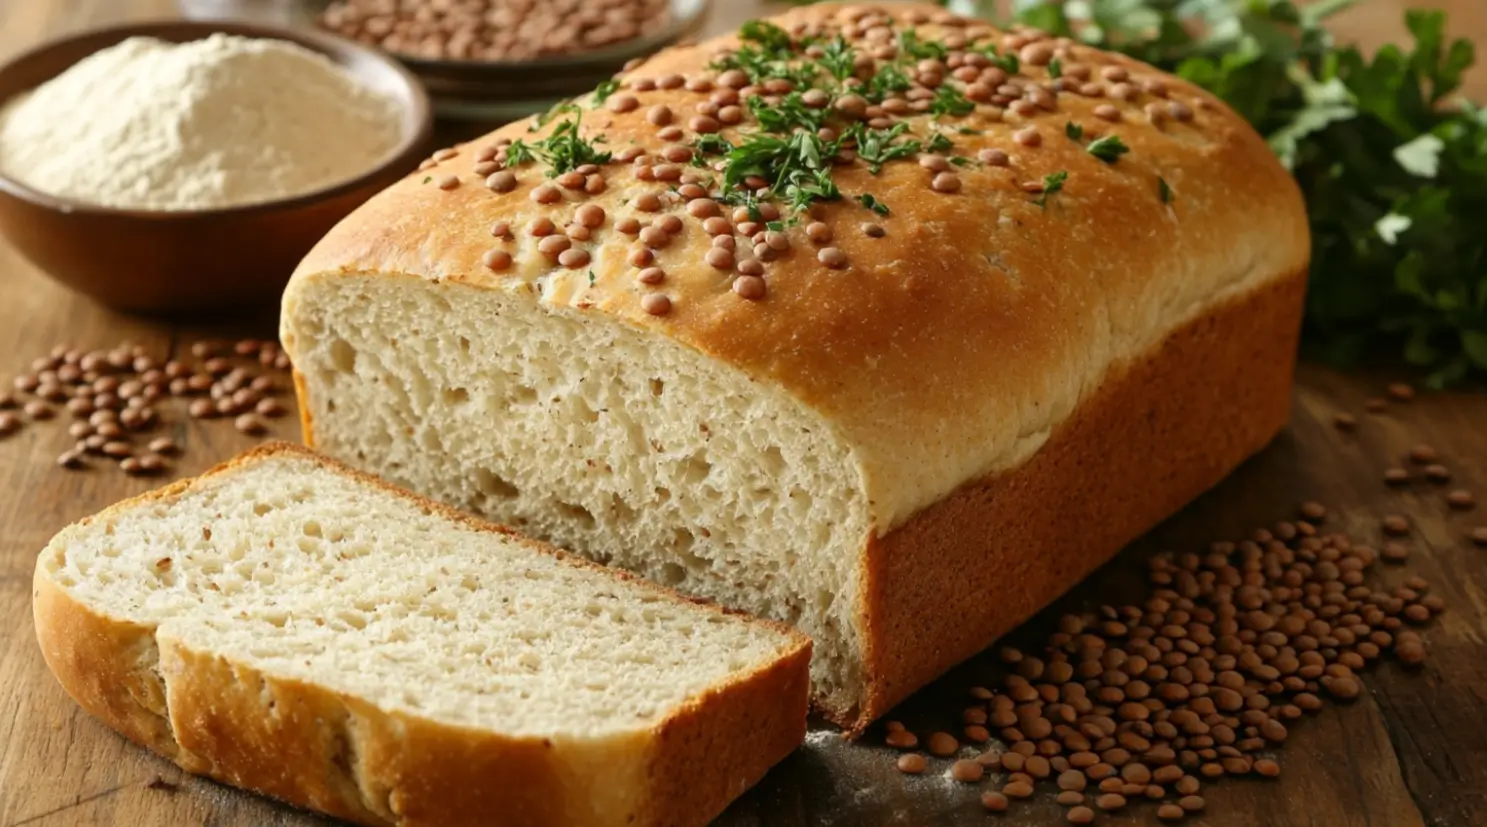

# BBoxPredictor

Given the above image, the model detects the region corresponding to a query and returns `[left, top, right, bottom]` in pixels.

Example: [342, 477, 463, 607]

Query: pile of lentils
[318, 0, 672, 62]
[883, 502, 1447, 823]
[414, 6, 1200, 315]
[0, 340, 292, 475]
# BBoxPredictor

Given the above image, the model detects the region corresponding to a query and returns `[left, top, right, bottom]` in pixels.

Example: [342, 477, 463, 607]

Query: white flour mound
[0, 34, 402, 210]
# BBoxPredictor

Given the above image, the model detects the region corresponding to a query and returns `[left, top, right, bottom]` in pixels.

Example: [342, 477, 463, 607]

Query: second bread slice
[33, 442, 811, 827]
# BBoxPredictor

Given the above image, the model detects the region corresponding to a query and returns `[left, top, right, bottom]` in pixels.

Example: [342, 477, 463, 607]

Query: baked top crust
[290, 2, 1309, 533]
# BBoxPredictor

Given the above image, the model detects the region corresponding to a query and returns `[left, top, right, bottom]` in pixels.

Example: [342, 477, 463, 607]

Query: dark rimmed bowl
[0, 20, 433, 315]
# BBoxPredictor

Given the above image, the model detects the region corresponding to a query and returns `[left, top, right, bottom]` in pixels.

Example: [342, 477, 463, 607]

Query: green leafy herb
[929, 85, 975, 117]
[711, 19, 817, 87]
[1048, 57, 1063, 79]
[1159, 177, 1173, 204]
[865, 63, 912, 102]
[958, 127, 983, 135]
[1066, 121, 1084, 141]
[421, 175, 432, 184]
[504, 139, 537, 167]
[588, 270, 597, 287]
[848, 122, 922, 174]
[592, 79, 620, 105]
[950, 156, 974, 167]
[858, 193, 890, 215]
[738, 19, 792, 52]
[510, 116, 611, 176]
[988, 52, 1020, 75]
[899, 29, 947, 61]
[767, 220, 785, 232]
[1033, 170, 1069, 209]
[819, 36, 857, 83]
[749, 91, 828, 134]
[694, 134, 735, 158]
[722, 130, 841, 214]
[1086, 135, 1130, 163]
[926, 132, 954, 153]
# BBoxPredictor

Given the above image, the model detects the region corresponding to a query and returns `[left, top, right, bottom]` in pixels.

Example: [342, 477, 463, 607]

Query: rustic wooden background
[0, 1, 1484, 826]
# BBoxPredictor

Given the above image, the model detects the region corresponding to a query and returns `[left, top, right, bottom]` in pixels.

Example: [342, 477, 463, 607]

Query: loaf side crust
[286, 1, 1311, 534]
[33, 443, 811, 827]
[829, 266, 1308, 731]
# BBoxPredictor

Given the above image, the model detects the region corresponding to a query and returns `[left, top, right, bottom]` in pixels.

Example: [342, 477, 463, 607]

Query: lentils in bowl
[318, 0, 675, 62]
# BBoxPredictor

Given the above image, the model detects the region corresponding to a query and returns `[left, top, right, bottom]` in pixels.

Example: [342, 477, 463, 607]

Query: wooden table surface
[1, 2, 1485, 826]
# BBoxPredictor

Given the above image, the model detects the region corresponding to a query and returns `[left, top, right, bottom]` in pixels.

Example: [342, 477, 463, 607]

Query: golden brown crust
[289, 1, 1309, 532]
[32, 443, 811, 827]
[833, 267, 1308, 731]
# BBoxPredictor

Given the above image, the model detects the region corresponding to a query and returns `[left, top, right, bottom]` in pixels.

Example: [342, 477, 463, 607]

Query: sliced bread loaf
[32, 442, 811, 827]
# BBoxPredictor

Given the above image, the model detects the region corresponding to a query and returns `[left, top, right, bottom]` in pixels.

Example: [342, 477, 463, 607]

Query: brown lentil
[951, 759, 984, 783]
[896, 753, 926, 774]
[981, 792, 1009, 812]
[926, 732, 959, 757]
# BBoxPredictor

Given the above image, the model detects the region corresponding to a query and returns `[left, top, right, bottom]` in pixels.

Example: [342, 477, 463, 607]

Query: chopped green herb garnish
[858, 193, 890, 215]
[750, 91, 828, 134]
[738, 19, 792, 52]
[950, 156, 973, 167]
[847, 122, 921, 174]
[711, 20, 817, 87]
[1048, 58, 1063, 79]
[723, 130, 841, 213]
[588, 270, 596, 287]
[694, 134, 735, 157]
[899, 29, 948, 61]
[930, 85, 975, 118]
[1159, 177, 1173, 204]
[1033, 170, 1069, 208]
[504, 140, 537, 166]
[421, 176, 432, 184]
[592, 79, 620, 105]
[1086, 135, 1130, 163]
[1065, 121, 1084, 141]
[819, 36, 857, 83]
[766, 220, 785, 232]
[865, 63, 912, 102]
[509, 115, 611, 176]
[957, 127, 983, 135]
[926, 132, 954, 153]
[989, 52, 1020, 75]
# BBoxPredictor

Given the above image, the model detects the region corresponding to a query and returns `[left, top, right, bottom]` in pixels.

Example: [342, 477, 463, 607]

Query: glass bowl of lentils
[187, 0, 716, 121]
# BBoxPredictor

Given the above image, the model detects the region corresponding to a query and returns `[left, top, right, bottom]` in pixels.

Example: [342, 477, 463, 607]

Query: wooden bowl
[0, 21, 432, 316]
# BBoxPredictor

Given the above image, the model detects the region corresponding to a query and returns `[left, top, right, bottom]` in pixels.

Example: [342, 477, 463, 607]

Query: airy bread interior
[37, 450, 796, 735]
[282, 275, 872, 714]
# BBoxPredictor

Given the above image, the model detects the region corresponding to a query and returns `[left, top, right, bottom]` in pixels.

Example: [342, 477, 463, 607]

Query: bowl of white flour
[0, 21, 432, 314]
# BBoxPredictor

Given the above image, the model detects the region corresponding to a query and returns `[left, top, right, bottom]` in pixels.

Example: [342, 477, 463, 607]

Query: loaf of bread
[281, 2, 1309, 731]
[32, 443, 810, 827]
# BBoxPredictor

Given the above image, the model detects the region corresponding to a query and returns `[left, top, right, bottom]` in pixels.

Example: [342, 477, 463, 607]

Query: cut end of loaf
[282, 275, 875, 717]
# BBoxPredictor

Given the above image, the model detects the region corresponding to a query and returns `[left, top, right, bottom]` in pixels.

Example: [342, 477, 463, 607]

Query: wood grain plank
[0, 2, 1484, 826]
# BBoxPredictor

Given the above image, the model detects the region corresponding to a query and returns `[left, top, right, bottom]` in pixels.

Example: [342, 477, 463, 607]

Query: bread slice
[32, 443, 811, 827]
